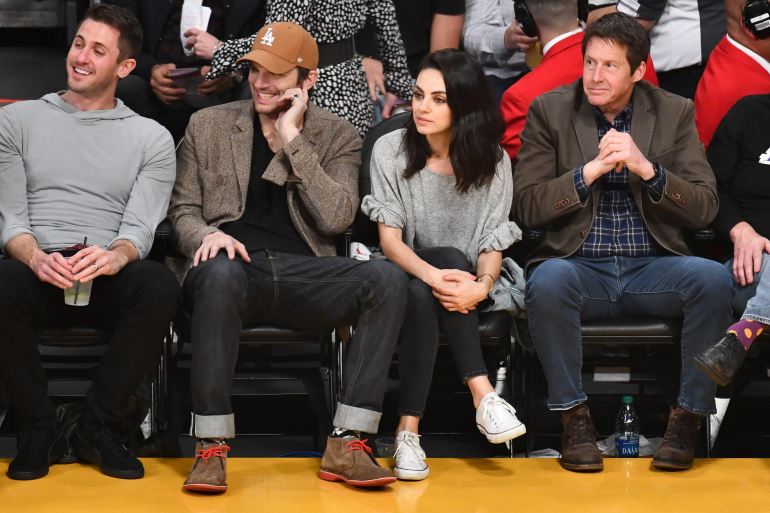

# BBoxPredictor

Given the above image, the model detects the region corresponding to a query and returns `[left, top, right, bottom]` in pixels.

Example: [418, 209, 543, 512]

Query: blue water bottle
[615, 395, 640, 457]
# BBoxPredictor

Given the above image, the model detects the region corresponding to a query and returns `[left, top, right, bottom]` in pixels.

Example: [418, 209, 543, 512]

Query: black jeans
[0, 258, 179, 432]
[183, 251, 407, 435]
[398, 247, 488, 417]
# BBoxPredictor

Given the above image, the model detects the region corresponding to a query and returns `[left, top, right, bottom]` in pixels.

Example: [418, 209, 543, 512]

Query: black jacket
[106, 0, 266, 80]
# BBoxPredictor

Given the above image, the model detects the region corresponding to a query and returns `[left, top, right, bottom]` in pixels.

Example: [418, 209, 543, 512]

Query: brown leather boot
[652, 407, 701, 470]
[318, 435, 396, 487]
[182, 439, 230, 493]
[559, 403, 603, 472]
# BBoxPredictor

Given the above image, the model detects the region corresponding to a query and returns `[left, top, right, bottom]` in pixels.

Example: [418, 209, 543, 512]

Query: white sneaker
[476, 392, 527, 444]
[393, 431, 429, 481]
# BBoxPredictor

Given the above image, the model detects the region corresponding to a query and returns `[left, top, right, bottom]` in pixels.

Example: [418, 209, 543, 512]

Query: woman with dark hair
[361, 49, 525, 481]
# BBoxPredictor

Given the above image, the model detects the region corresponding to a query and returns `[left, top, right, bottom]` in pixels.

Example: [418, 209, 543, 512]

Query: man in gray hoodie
[0, 5, 178, 481]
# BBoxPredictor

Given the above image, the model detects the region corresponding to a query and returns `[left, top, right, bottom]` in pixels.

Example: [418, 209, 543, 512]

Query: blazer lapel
[630, 85, 655, 159]
[573, 91, 599, 163]
[231, 103, 254, 202]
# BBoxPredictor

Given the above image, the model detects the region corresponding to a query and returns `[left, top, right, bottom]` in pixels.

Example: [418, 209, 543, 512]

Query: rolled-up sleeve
[0, 107, 35, 250]
[360, 137, 407, 229]
[111, 126, 176, 258]
[478, 154, 522, 253]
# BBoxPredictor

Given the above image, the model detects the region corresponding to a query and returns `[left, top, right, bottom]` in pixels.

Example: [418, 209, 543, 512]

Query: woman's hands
[426, 269, 490, 314]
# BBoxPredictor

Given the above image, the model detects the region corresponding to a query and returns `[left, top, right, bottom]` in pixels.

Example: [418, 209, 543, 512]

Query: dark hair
[582, 12, 650, 73]
[296, 67, 310, 84]
[403, 49, 504, 193]
[79, 4, 142, 61]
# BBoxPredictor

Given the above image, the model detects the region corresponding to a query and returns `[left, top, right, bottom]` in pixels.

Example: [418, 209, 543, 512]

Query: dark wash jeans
[182, 251, 407, 437]
[398, 247, 488, 417]
[526, 255, 733, 415]
[0, 258, 179, 432]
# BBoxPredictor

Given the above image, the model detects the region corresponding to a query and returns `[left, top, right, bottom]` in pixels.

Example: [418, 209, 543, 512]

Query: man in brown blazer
[169, 22, 406, 492]
[513, 14, 732, 473]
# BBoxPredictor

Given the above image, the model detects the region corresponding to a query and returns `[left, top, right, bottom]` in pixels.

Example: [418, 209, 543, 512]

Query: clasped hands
[583, 129, 655, 186]
[426, 268, 491, 314]
[30, 246, 129, 289]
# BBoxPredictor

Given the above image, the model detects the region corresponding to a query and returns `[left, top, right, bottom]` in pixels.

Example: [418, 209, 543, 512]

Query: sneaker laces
[395, 432, 425, 460]
[345, 438, 374, 454]
[481, 394, 516, 427]
[195, 441, 230, 462]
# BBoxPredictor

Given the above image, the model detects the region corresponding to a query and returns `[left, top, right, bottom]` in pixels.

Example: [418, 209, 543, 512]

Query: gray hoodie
[0, 93, 176, 258]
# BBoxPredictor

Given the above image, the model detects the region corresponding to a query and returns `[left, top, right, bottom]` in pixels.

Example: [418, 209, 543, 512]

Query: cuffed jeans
[183, 251, 407, 438]
[526, 255, 733, 415]
[398, 247, 488, 417]
[0, 258, 179, 432]
[727, 253, 770, 323]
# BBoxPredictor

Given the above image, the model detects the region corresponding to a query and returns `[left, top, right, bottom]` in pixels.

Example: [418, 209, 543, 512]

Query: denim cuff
[547, 395, 588, 411]
[333, 403, 381, 434]
[190, 412, 236, 439]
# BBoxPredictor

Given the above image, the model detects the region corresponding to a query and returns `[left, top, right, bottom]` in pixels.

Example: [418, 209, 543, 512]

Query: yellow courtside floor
[1, 457, 769, 513]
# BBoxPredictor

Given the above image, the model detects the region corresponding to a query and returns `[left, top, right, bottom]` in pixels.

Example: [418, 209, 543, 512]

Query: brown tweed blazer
[169, 100, 362, 274]
[513, 80, 718, 269]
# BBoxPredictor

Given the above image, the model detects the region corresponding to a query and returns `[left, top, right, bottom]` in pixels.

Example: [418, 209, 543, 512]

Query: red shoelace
[345, 438, 373, 454]
[195, 444, 231, 461]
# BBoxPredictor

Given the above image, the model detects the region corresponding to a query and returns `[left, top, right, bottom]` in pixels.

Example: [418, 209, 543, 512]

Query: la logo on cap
[260, 27, 275, 47]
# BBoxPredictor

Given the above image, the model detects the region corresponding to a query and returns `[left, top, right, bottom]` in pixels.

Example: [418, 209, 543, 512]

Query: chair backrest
[353, 112, 411, 246]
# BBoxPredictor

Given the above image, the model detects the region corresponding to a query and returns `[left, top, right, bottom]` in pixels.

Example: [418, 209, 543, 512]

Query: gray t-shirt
[361, 128, 520, 268]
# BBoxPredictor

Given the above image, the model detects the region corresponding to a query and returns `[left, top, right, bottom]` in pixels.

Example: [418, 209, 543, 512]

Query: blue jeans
[727, 253, 770, 323]
[526, 256, 733, 415]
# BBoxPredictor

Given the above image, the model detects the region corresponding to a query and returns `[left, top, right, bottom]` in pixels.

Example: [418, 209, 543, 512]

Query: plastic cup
[374, 436, 396, 458]
[63, 279, 93, 306]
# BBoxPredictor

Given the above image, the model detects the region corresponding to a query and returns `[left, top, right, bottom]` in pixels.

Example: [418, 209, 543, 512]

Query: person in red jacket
[501, 0, 657, 162]
[694, 0, 770, 148]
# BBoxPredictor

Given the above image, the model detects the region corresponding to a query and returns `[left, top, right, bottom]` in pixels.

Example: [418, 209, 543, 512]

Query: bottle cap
[622, 395, 633, 404]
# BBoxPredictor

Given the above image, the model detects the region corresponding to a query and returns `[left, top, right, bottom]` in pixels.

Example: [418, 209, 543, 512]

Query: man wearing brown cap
[169, 21, 407, 492]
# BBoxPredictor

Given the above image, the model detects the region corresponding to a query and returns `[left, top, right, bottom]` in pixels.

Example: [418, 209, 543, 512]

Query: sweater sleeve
[360, 135, 407, 229]
[112, 123, 176, 258]
[478, 154, 522, 254]
[0, 106, 35, 250]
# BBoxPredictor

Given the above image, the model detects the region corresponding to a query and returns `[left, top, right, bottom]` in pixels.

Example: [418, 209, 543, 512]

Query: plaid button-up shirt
[572, 99, 667, 258]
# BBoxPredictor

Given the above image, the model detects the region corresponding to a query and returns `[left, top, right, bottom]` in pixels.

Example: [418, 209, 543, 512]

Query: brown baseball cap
[236, 22, 318, 74]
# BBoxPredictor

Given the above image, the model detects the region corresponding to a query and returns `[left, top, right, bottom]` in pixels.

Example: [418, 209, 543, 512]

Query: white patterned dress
[207, 0, 414, 136]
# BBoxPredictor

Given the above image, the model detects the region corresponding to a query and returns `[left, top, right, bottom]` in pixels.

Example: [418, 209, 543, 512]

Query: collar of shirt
[542, 27, 584, 56]
[726, 34, 770, 76]
[592, 96, 635, 134]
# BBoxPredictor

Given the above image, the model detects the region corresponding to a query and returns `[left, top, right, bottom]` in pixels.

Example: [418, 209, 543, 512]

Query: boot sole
[651, 458, 692, 471]
[693, 355, 731, 387]
[318, 470, 396, 487]
[7, 468, 49, 480]
[477, 422, 527, 444]
[183, 483, 228, 494]
[559, 459, 604, 472]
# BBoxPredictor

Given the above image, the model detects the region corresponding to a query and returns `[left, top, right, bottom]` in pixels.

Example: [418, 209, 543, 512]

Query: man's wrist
[637, 160, 656, 181]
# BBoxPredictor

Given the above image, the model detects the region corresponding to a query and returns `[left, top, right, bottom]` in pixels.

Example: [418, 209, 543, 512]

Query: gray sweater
[361, 129, 521, 268]
[0, 93, 176, 258]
